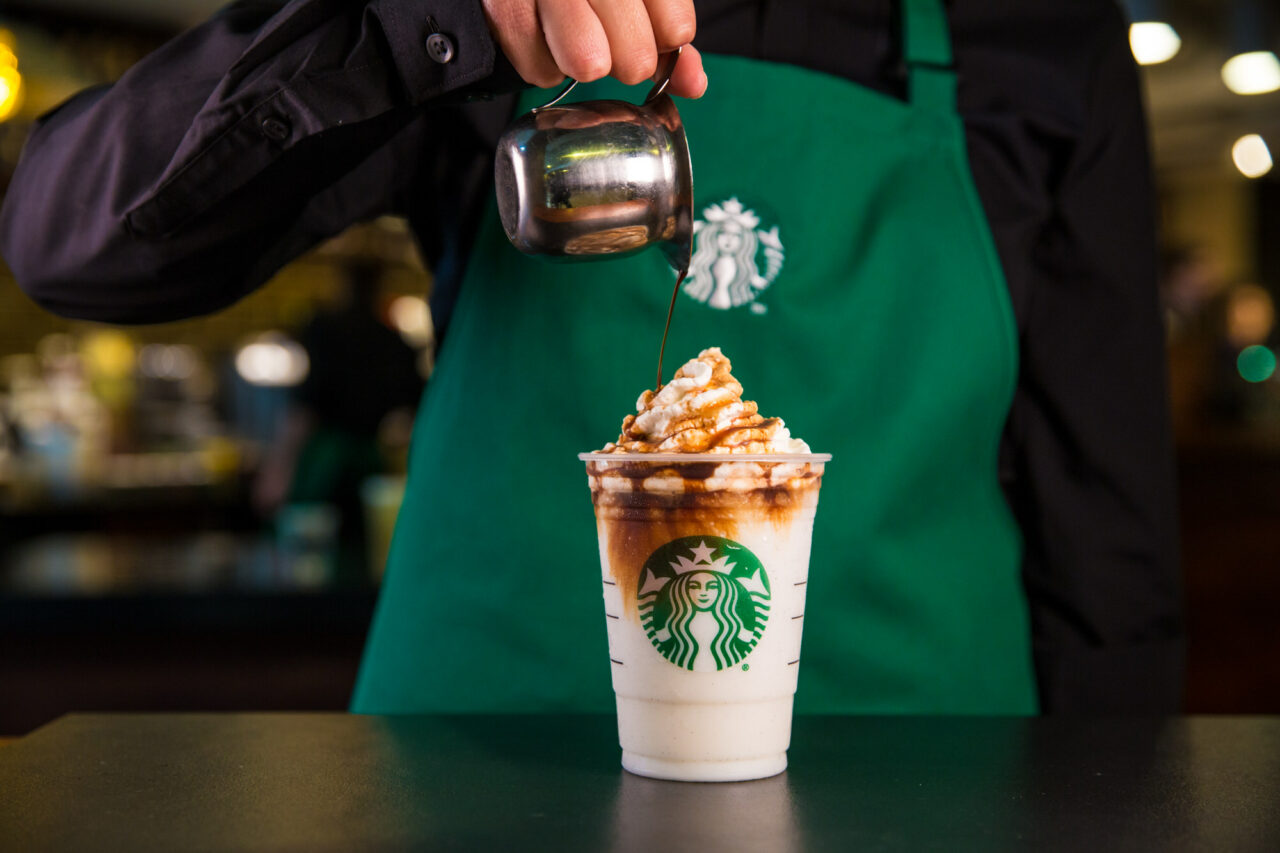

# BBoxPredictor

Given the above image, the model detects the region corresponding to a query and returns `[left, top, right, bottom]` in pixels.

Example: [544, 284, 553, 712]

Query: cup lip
[578, 451, 831, 463]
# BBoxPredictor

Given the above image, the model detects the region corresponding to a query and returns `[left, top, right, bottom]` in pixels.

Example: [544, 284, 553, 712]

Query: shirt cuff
[374, 0, 498, 105]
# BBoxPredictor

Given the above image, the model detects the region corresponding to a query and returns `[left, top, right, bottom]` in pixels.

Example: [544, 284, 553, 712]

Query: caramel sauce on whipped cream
[603, 347, 810, 454]
[587, 348, 823, 617]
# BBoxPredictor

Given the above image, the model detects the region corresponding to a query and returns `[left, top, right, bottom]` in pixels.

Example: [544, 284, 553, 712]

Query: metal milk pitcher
[494, 49, 694, 273]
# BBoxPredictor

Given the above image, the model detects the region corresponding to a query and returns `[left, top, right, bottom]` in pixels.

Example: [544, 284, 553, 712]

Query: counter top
[2, 713, 1278, 851]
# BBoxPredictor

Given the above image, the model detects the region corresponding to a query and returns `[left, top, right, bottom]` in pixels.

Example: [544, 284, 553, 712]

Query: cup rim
[578, 452, 831, 463]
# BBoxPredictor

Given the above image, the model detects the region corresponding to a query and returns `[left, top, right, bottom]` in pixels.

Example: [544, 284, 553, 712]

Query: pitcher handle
[643, 46, 683, 104]
[531, 46, 683, 113]
[532, 79, 578, 113]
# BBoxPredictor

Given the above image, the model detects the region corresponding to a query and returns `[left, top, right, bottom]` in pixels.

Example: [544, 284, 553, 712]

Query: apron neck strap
[902, 0, 956, 114]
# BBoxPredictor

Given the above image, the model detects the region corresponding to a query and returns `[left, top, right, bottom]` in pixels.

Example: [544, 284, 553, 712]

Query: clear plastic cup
[580, 452, 830, 782]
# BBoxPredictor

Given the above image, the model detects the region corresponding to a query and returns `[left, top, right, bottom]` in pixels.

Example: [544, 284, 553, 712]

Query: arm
[0, 0, 704, 326]
[0, 0, 501, 324]
[1001, 6, 1183, 712]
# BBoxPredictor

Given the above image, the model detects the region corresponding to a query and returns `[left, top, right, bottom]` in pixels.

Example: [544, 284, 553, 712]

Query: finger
[665, 42, 707, 98]
[482, 0, 563, 87]
[588, 0, 657, 86]
[539, 0, 612, 82]
[643, 0, 696, 51]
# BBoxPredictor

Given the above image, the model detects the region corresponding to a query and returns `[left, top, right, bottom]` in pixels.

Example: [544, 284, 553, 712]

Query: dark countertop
[2, 714, 1279, 852]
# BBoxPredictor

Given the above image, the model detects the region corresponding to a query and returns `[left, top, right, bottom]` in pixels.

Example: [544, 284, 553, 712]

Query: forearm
[0, 0, 499, 324]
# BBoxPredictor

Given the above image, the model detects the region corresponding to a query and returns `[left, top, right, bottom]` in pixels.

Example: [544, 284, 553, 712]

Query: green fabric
[904, 0, 953, 66]
[353, 0, 1037, 715]
[903, 0, 956, 114]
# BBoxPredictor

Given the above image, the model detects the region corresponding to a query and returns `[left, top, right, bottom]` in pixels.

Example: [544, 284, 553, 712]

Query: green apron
[352, 0, 1038, 715]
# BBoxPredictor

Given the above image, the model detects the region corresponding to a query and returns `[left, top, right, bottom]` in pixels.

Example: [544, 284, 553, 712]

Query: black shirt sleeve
[968, 3, 1185, 712]
[0, 0, 503, 324]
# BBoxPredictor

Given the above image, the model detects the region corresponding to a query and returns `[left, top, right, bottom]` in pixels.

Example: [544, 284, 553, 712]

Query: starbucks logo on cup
[638, 537, 770, 671]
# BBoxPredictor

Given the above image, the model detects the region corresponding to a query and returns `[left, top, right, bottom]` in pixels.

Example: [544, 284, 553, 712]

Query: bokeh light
[1222, 51, 1280, 95]
[0, 31, 20, 123]
[80, 329, 136, 379]
[234, 333, 309, 387]
[1232, 134, 1273, 178]
[1225, 283, 1275, 348]
[1129, 22, 1181, 65]
[388, 295, 434, 348]
[0, 65, 23, 124]
[1237, 345, 1277, 383]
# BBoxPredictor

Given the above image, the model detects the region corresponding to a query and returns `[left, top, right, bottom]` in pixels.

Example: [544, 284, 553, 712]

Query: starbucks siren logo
[638, 536, 771, 671]
[682, 198, 784, 311]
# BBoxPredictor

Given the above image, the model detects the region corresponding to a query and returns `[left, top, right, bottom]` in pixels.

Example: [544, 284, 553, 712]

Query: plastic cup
[580, 451, 830, 782]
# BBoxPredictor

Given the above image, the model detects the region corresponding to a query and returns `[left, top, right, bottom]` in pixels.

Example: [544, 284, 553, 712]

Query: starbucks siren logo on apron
[682, 198, 784, 313]
[638, 536, 771, 671]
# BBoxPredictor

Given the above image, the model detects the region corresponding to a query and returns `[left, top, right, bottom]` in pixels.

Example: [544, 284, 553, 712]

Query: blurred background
[1, 0, 1278, 733]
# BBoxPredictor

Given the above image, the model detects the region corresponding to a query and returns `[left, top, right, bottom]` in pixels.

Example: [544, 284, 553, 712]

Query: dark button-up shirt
[0, 0, 1183, 712]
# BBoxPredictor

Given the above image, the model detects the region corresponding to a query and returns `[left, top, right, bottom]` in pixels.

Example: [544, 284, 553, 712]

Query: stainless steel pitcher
[494, 49, 694, 274]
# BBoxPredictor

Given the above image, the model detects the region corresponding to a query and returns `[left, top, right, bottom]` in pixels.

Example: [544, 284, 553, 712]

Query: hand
[481, 0, 707, 98]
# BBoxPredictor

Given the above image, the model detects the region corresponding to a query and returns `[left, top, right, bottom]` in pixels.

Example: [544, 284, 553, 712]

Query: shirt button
[260, 115, 291, 142]
[426, 32, 455, 64]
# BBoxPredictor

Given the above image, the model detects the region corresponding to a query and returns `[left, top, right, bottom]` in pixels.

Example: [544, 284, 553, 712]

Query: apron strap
[902, 0, 957, 115]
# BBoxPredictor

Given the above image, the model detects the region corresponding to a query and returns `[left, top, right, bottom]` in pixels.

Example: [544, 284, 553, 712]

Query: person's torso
[355, 0, 1042, 714]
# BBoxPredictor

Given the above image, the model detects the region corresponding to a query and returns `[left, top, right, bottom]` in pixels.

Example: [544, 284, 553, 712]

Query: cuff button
[426, 32, 455, 64]
[260, 115, 291, 142]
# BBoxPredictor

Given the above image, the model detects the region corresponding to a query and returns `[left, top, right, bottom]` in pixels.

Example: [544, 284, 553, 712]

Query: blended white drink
[581, 348, 829, 782]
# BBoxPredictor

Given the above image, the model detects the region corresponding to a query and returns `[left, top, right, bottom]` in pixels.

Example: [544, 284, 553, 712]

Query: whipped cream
[603, 348, 811, 454]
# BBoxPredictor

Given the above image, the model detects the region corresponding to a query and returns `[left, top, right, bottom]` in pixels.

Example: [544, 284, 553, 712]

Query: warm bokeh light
[234, 333, 309, 387]
[0, 64, 21, 123]
[1129, 22, 1181, 65]
[80, 330, 137, 379]
[1226, 283, 1276, 348]
[1232, 134, 1273, 178]
[0, 30, 19, 123]
[1222, 51, 1280, 95]
[388, 295, 434, 348]
[1237, 345, 1277, 383]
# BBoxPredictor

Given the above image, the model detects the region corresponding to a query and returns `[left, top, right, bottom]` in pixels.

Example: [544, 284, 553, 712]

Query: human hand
[481, 0, 706, 97]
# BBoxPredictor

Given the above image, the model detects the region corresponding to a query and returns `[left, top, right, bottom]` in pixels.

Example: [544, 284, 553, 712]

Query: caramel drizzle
[656, 271, 686, 390]
[704, 417, 780, 450]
